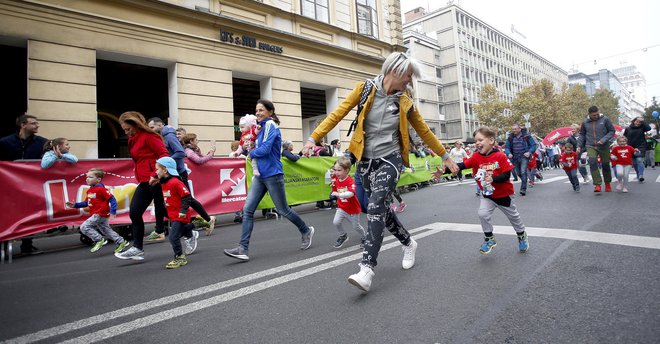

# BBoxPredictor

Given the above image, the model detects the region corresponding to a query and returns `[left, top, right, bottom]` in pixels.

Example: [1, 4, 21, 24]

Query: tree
[511, 79, 563, 137]
[557, 83, 590, 126]
[473, 84, 510, 130]
[590, 88, 620, 124]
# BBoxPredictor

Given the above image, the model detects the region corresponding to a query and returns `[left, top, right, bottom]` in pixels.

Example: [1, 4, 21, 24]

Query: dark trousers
[129, 182, 166, 250]
[357, 152, 411, 268]
[168, 221, 194, 257]
[176, 170, 211, 221]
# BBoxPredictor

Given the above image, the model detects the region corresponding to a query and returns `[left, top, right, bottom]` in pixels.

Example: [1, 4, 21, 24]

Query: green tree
[511, 79, 562, 137]
[557, 83, 590, 126]
[473, 84, 510, 129]
[590, 88, 620, 124]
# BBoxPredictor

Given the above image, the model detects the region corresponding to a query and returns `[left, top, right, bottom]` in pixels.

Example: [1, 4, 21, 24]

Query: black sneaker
[224, 246, 249, 261]
[639, 177, 645, 182]
[334, 234, 349, 249]
[520, 190, 526, 196]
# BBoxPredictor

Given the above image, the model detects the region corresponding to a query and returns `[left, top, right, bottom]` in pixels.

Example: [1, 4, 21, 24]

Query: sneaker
[165, 255, 188, 269]
[528, 181, 534, 188]
[475, 191, 481, 197]
[334, 234, 349, 249]
[479, 237, 497, 254]
[360, 237, 366, 249]
[517, 232, 529, 253]
[145, 231, 165, 242]
[605, 183, 612, 192]
[90, 238, 108, 253]
[402, 238, 418, 269]
[616, 183, 622, 191]
[639, 177, 645, 182]
[223, 246, 249, 261]
[537, 173, 543, 181]
[206, 215, 216, 236]
[191, 215, 207, 229]
[575, 184, 580, 192]
[396, 202, 407, 213]
[347, 264, 374, 292]
[301, 226, 315, 250]
[114, 240, 129, 253]
[519, 190, 526, 196]
[622, 187, 629, 193]
[114, 247, 145, 260]
[184, 230, 199, 255]
[391, 204, 397, 211]
[594, 185, 601, 192]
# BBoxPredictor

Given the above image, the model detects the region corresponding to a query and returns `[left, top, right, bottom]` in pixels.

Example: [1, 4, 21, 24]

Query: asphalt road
[1, 167, 659, 344]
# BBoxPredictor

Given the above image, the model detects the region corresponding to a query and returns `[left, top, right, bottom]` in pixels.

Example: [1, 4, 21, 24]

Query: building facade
[0, 0, 404, 158]
[612, 65, 648, 107]
[403, 5, 567, 141]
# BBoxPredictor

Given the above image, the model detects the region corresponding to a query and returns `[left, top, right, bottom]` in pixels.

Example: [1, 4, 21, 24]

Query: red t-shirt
[611, 145, 635, 166]
[464, 150, 514, 198]
[84, 184, 115, 217]
[332, 175, 362, 215]
[239, 127, 257, 148]
[527, 152, 538, 169]
[560, 152, 578, 171]
[161, 177, 191, 223]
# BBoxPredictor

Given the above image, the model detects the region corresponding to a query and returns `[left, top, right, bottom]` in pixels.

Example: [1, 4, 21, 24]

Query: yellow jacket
[310, 80, 447, 167]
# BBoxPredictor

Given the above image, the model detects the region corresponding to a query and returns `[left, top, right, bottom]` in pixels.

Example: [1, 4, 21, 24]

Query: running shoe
[334, 234, 349, 249]
[517, 232, 529, 253]
[90, 238, 108, 253]
[402, 238, 418, 269]
[145, 231, 165, 242]
[223, 246, 249, 261]
[605, 183, 612, 192]
[184, 230, 199, 255]
[114, 240, 129, 253]
[348, 264, 374, 292]
[301, 226, 315, 250]
[165, 255, 187, 269]
[114, 247, 145, 260]
[479, 237, 497, 254]
[206, 215, 216, 236]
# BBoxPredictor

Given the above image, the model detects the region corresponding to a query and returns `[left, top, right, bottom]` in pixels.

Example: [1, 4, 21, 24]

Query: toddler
[230, 114, 259, 175]
[560, 143, 580, 192]
[610, 137, 637, 193]
[330, 157, 366, 248]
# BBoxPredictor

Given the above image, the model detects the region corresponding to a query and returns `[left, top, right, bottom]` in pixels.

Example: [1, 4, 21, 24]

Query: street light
[523, 113, 531, 130]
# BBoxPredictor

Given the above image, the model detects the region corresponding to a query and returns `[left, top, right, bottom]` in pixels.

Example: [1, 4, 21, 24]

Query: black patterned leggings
[357, 151, 411, 268]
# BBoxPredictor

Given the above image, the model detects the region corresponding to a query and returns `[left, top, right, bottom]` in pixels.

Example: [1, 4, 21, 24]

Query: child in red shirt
[560, 143, 580, 192]
[66, 168, 128, 254]
[155, 157, 199, 269]
[527, 151, 543, 187]
[438, 126, 528, 254]
[610, 136, 637, 192]
[330, 157, 366, 248]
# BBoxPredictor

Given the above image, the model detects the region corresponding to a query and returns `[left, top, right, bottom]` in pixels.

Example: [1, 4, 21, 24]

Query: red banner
[0, 158, 247, 241]
[542, 125, 624, 146]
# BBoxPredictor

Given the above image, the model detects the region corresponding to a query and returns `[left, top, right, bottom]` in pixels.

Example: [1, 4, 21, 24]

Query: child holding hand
[610, 137, 636, 193]
[560, 143, 580, 192]
[66, 168, 128, 253]
[41, 138, 78, 168]
[330, 157, 366, 249]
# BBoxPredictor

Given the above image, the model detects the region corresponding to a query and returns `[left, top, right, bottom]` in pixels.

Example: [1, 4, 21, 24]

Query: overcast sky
[401, 0, 659, 106]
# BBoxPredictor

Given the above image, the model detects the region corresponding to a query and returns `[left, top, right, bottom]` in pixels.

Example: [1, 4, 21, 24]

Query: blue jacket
[41, 150, 78, 168]
[161, 126, 186, 174]
[250, 118, 282, 178]
[0, 133, 48, 161]
[505, 128, 537, 157]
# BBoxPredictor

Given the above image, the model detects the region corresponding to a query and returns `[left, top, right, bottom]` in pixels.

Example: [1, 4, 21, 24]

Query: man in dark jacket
[624, 116, 652, 182]
[577, 106, 616, 192]
[504, 123, 537, 196]
[0, 115, 49, 254]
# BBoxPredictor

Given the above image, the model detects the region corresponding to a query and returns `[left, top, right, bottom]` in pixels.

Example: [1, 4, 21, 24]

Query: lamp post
[523, 113, 531, 130]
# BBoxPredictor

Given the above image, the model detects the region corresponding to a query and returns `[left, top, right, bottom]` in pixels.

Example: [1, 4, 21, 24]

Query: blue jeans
[633, 155, 645, 179]
[169, 221, 194, 257]
[239, 174, 310, 251]
[512, 155, 529, 192]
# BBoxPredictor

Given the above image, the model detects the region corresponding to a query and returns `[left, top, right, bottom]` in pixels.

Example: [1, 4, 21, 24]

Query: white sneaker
[348, 264, 374, 292]
[184, 230, 199, 255]
[402, 238, 418, 270]
[114, 246, 144, 260]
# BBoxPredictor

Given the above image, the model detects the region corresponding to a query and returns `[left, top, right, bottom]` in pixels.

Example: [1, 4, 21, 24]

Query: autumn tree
[557, 83, 590, 126]
[511, 79, 562, 137]
[590, 88, 620, 124]
[473, 84, 510, 129]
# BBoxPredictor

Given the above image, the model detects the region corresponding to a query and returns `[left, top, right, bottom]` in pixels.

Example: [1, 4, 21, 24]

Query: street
[1, 168, 659, 344]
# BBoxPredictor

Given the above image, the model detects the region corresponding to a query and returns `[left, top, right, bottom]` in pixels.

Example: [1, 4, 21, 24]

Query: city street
[1, 168, 659, 344]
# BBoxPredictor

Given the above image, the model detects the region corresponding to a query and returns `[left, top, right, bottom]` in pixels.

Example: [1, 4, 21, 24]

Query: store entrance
[232, 78, 261, 141]
[96, 59, 168, 158]
[0, 44, 27, 138]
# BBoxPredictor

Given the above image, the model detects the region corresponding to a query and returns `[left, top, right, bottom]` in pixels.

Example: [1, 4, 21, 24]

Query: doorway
[232, 78, 261, 141]
[0, 44, 27, 138]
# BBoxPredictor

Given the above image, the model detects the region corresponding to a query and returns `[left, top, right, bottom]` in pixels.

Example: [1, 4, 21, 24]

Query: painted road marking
[4, 223, 660, 343]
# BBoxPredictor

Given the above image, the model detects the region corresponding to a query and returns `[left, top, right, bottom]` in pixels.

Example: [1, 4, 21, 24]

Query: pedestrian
[281, 140, 300, 162]
[302, 52, 459, 292]
[175, 127, 186, 145]
[183, 133, 216, 165]
[155, 157, 199, 269]
[559, 143, 580, 192]
[40, 138, 78, 168]
[330, 139, 343, 157]
[114, 111, 169, 261]
[440, 126, 529, 255]
[623, 116, 652, 182]
[65, 168, 128, 253]
[0, 114, 49, 255]
[330, 157, 366, 249]
[644, 133, 656, 169]
[504, 124, 537, 196]
[610, 136, 636, 193]
[449, 141, 469, 182]
[147, 118, 216, 236]
[527, 150, 543, 187]
[577, 106, 616, 192]
[567, 123, 590, 183]
[223, 99, 315, 261]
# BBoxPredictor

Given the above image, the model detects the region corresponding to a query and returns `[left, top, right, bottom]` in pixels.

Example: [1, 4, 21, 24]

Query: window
[302, 0, 329, 22]
[356, 0, 378, 38]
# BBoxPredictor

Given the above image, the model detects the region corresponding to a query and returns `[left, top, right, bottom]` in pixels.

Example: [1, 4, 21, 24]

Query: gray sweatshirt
[362, 76, 402, 159]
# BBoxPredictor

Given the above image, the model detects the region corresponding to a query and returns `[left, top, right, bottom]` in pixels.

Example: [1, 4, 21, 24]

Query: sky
[401, 0, 660, 107]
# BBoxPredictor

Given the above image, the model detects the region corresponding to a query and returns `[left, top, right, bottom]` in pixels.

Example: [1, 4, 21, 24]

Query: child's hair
[564, 143, 574, 150]
[43, 137, 67, 151]
[230, 140, 240, 151]
[473, 126, 498, 139]
[617, 136, 627, 143]
[282, 140, 293, 151]
[88, 168, 105, 179]
[182, 133, 197, 145]
[239, 114, 258, 128]
[334, 157, 352, 170]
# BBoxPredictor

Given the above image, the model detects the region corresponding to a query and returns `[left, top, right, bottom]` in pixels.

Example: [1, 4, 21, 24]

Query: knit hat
[156, 157, 178, 176]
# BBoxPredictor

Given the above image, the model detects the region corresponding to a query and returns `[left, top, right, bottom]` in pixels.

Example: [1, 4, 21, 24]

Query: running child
[527, 151, 543, 187]
[155, 157, 199, 269]
[66, 168, 128, 253]
[330, 157, 366, 248]
[438, 126, 529, 254]
[610, 137, 637, 193]
[560, 143, 580, 192]
[41, 137, 78, 168]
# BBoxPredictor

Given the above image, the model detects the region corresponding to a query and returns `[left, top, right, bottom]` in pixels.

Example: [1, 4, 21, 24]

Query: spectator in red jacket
[114, 111, 169, 261]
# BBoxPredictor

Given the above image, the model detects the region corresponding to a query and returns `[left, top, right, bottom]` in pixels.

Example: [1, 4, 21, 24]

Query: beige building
[0, 0, 405, 158]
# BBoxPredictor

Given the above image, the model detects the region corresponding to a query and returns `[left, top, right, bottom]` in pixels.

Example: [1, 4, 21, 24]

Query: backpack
[346, 80, 374, 137]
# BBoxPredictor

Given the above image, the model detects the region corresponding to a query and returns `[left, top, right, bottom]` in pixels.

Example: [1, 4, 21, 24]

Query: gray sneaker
[114, 246, 144, 260]
[184, 230, 199, 255]
[224, 246, 249, 261]
[301, 226, 315, 250]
